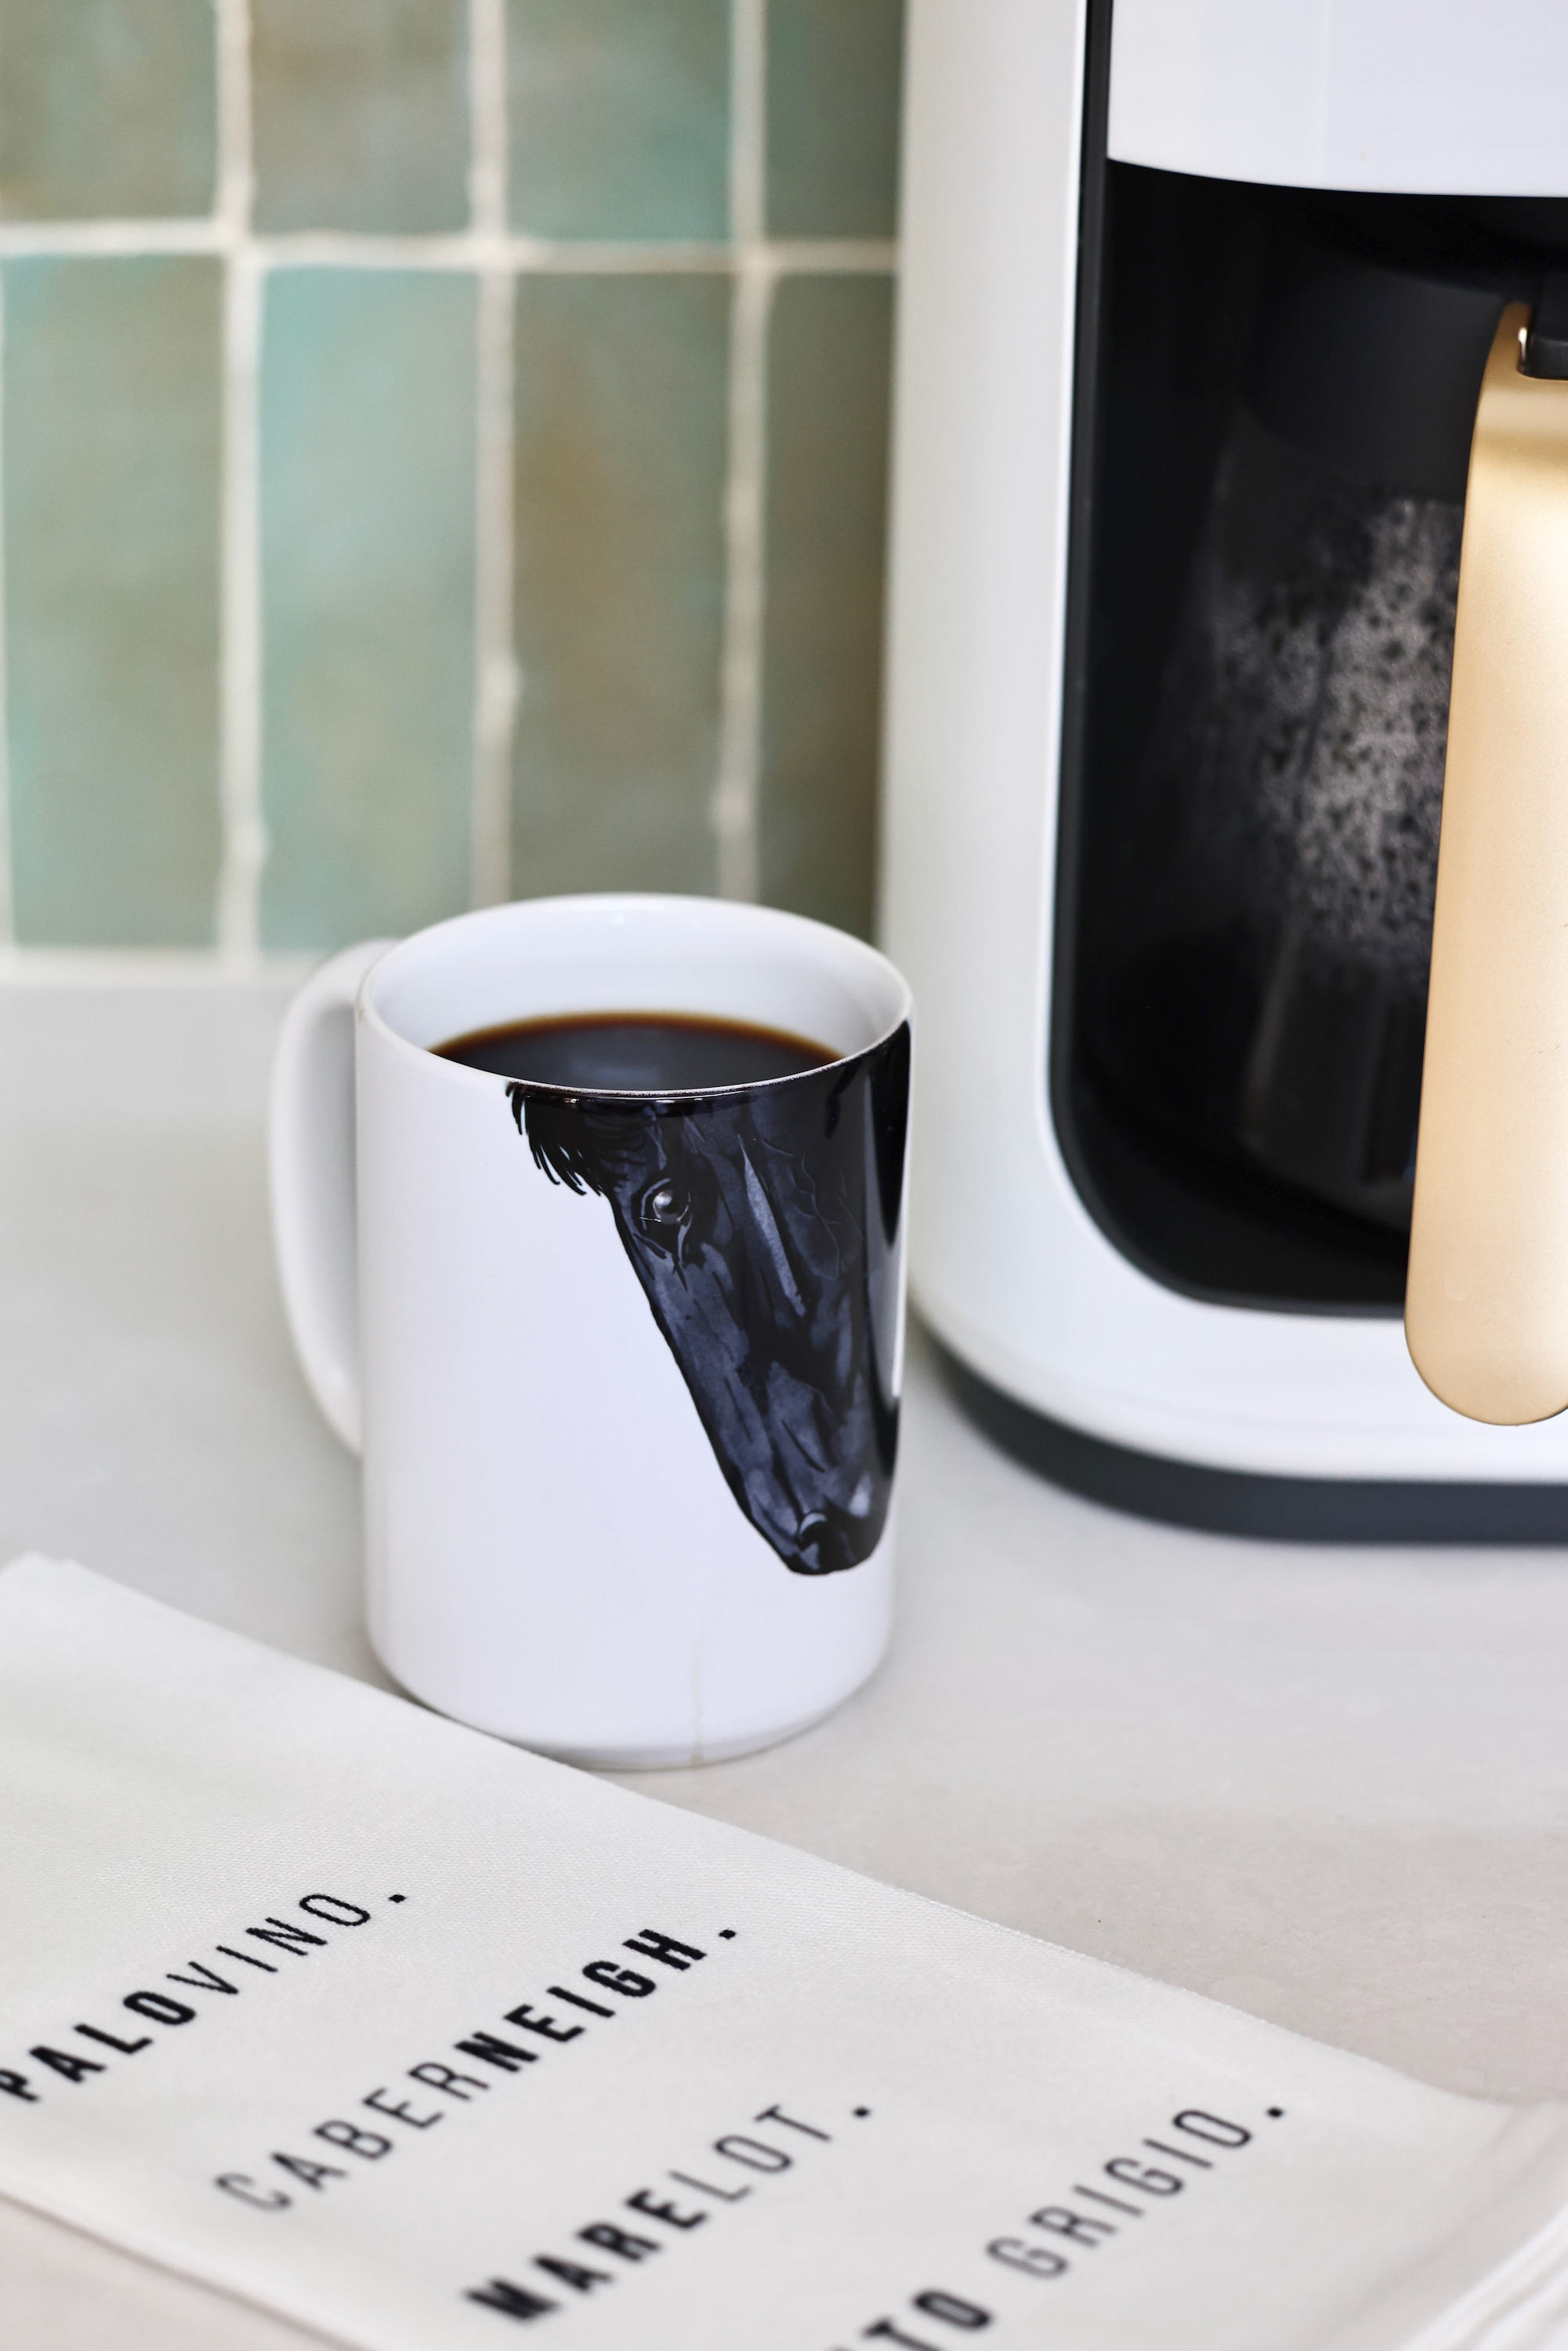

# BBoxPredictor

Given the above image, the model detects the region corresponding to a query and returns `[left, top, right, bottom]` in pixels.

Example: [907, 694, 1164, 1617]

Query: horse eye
[643, 1183, 687, 1230]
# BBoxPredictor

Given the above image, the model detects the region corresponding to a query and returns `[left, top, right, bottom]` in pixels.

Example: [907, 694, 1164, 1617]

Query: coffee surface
[434, 1010, 835, 1092]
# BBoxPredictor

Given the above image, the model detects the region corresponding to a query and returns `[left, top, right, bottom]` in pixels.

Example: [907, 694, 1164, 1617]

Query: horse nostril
[792, 1512, 856, 1577]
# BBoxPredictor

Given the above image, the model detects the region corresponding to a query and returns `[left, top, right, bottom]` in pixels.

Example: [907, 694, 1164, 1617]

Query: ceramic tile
[0, 0, 216, 222]
[512, 274, 727, 897]
[508, 0, 728, 240]
[5, 259, 222, 946]
[759, 273, 894, 940]
[259, 269, 476, 949]
[766, 0, 904, 239]
[252, 0, 469, 234]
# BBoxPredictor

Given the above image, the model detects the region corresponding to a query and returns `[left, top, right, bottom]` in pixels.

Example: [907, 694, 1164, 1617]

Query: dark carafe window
[1058, 165, 1568, 1310]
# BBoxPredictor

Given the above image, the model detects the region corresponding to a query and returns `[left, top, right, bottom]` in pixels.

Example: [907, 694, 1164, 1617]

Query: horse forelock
[519, 1091, 690, 1201]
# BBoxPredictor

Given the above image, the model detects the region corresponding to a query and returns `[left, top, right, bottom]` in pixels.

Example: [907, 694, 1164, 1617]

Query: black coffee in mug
[435, 1012, 834, 1092]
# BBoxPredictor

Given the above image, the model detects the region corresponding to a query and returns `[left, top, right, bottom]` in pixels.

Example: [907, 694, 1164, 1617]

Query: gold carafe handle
[1407, 302, 1568, 1422]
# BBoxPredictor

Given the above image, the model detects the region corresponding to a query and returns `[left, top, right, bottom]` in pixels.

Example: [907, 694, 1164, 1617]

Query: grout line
[0, 272, 13, 958]
[730, 0, 768, 248]
[214, 0, 255, 234]
[215, 0, 264, 965]
[748, 241, 893, 275]
[749, 238, 896, 273]
[472, 275, 517, 908]
[217, 249, 264, 962]
[252, 233, 896, 273]
[712, 0, 771, 902]
[467, 0, 509, 239]
[0, 219, 236, 257]
[0, 219, 896, 276]
[714, 259, 773, 903]
[469, 0, 518, 907]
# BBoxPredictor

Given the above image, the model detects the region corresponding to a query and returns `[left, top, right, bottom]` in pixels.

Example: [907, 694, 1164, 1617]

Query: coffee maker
[881, 0, 1568, 1533]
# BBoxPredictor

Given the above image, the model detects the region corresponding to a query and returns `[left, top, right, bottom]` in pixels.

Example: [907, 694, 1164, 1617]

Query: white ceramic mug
[269, 894, 913, 1768]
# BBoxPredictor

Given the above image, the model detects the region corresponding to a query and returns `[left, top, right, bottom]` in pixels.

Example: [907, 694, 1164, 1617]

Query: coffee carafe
[1087, 215, 1568, 1430]
[1094, 230, 1517, 1237]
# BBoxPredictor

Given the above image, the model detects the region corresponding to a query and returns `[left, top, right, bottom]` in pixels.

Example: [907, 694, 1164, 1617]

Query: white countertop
[5, 975, 1568, 2347]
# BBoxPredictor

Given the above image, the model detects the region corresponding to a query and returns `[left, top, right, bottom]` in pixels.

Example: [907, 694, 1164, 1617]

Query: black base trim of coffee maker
[937, 1344, 1568, 1545]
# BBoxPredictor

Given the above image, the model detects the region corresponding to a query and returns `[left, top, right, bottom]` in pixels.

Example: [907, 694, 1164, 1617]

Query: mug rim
[357, 891, 913, 1102]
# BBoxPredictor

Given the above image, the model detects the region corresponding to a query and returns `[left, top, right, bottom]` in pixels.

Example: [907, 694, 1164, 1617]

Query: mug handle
[268, 940, 393, 1451]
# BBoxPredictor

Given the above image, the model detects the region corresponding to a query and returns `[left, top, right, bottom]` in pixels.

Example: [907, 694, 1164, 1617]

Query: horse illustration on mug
[509, 1028, 909, 1577]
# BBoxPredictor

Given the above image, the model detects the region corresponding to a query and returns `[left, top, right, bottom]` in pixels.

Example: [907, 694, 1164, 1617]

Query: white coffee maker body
[881, 0, 1568, 1530]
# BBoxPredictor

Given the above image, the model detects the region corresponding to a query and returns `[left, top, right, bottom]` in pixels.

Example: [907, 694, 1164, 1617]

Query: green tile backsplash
[512, 274, 728, 897]
[508, 0, 730, 241]
[5, 258, 222, 945]
[0, 0, 216, 223]
[0, 2, 900, 957]
[766, 0, 904, 238]
[252, 0, 471, 234]
[259, 270, 476, 948]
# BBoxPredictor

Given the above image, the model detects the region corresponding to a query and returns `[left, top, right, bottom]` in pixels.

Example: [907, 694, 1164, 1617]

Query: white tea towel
[3, 1554, 1568, 2351]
